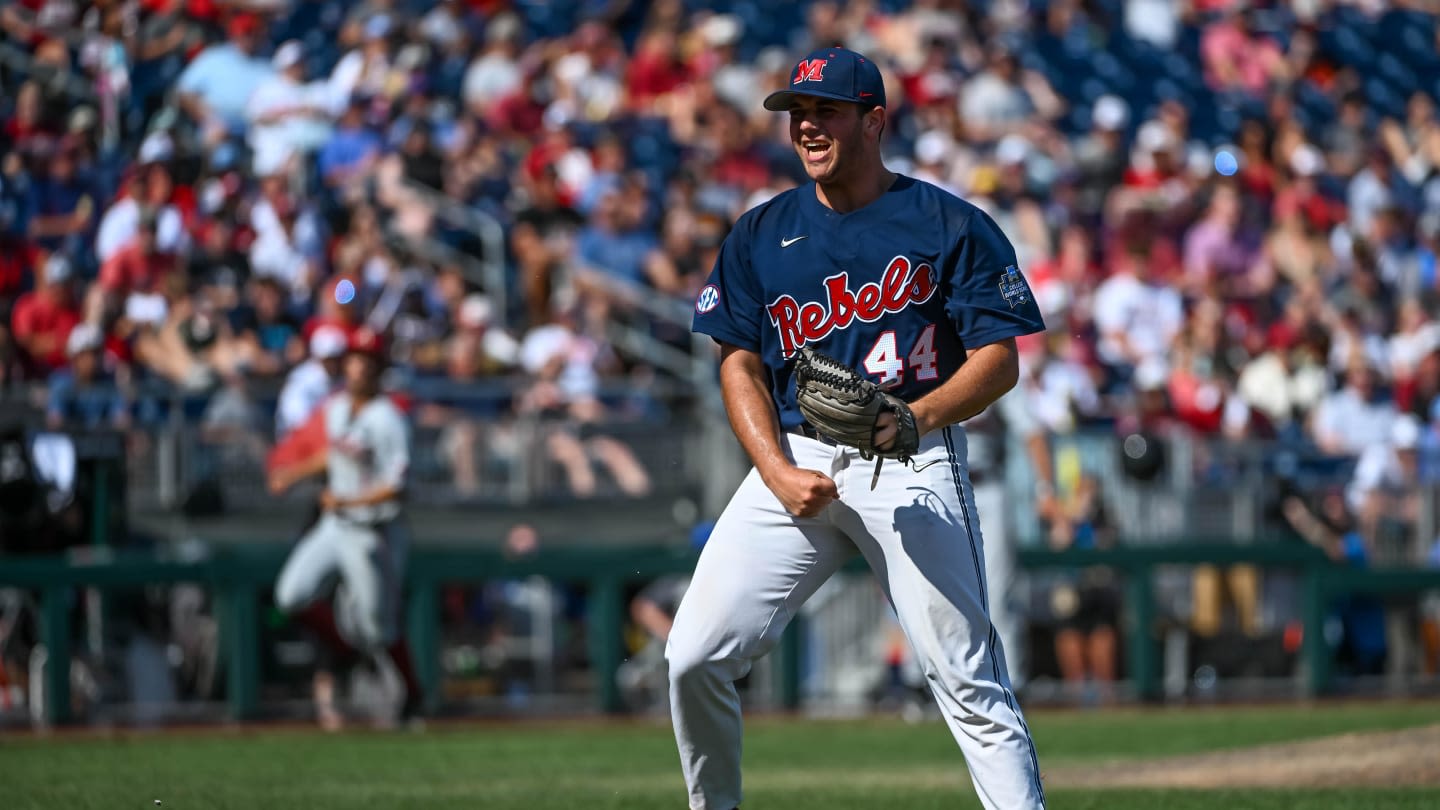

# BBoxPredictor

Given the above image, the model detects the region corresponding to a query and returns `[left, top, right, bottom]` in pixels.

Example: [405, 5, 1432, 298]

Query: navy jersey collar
[800, 174, 917, 228]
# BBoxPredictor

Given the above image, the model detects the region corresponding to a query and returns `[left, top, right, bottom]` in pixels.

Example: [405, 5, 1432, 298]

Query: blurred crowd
[2, 0, 1440, 506]
[10, 0, 1440, 722]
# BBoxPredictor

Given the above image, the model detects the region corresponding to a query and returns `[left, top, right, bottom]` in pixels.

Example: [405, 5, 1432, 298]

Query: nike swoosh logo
[781, 236, 808, 247]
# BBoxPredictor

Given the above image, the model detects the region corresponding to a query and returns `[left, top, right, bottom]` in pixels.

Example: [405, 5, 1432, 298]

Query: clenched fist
[763, 465, 839, 518]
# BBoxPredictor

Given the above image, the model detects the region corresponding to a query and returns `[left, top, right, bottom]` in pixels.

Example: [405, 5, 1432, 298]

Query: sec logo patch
[696, 284, 720, 314]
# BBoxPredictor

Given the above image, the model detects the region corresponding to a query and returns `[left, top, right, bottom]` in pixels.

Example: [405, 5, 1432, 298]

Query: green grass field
[3, 702, 1438, 809]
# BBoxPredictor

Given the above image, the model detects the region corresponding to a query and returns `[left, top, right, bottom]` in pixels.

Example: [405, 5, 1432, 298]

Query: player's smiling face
[787, 96, 867, 183]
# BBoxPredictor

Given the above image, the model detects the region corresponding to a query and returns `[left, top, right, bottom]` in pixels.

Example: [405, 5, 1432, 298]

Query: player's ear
[868, 106, 887, 141]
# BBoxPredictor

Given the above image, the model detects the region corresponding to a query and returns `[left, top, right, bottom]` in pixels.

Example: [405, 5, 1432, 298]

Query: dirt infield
[1048, 724, 1440, 789]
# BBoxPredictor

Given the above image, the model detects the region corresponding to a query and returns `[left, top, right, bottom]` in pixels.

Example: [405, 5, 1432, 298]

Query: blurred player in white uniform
[275, 325, 348, 439]
[270, 324, 347, 726]
[268, 328, 425, 727]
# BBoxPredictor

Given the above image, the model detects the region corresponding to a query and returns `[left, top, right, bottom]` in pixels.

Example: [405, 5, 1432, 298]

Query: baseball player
[672, 48, 1046, 810]
[267, 328, 425, 726]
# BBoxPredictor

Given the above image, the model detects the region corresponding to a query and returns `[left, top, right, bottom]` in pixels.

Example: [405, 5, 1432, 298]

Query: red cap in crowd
[227, 12, 261, 38]
[347, 327, 386, 359]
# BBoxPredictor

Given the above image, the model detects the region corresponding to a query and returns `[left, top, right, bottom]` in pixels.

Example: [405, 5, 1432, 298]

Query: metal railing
[376, 183, 742, 513]
[137, 406, 703, 514]
[562, 272, 737, 513]
[18, 366, 1435, 549]
[6, 373, 725, 520]
[391, 181, 508, 324]
[576, 270, 721, 389]
[1003, 429, 1375, 546]
[800, 574, 893, 708]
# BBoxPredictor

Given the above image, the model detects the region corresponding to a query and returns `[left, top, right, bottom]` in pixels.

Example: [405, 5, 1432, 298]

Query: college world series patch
[998, 265, 1030, 308]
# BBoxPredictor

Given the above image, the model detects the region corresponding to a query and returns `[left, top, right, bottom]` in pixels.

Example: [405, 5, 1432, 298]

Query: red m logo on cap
[793, 59, 827, 84]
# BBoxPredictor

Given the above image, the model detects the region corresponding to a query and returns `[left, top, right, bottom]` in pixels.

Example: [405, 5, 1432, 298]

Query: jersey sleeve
[371, 407, 411, 491]
[266, 402, 327, 472]
[691, 218, 763, 351]
[945, 209, 1047, 349]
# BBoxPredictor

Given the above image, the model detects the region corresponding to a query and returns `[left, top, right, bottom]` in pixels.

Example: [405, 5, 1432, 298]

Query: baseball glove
[794, 346, 921, 463]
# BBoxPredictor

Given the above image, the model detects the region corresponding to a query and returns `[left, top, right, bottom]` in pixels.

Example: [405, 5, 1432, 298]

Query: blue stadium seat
[1030, 32, 1066, 69]
[1296, 81, 1335, 118]
[1365, 78, 1404, 120]
[1175, 22, 1203, 61]
[517, 0, 579, 40]
[1018, 48, 1048, 74]
[1125, 47, 1167, 82]
[1092, 0, 1123, 21]
[1185, 103, 1220, 146]
[1376, 8, 1427, 49]
[1333, 4, 1379, 41]
[301, 27, 325, 49]
[1217, 106, 1244, 139]
[1150, 78, 1191, 107]
[1398, 23, 1440, 78]
[1290, 105, 1314, 133]
[1329, 25, 1375, 73]
[1079, 78, 1111, 106]
[396, 0, 434, 16]
[272, 0, 332, 44]
[1401, 21, 1437, 56]
[1091, 50, 1126, 83]
[1163, 52, 1201, 90]
[1377, 53, 1418, 97]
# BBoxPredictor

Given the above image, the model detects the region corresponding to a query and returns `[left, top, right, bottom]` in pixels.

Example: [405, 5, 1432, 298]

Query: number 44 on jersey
[864, 324, 937, 387]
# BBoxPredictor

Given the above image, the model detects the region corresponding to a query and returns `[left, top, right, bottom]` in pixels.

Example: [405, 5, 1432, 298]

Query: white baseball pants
[667, 427, 1045, 810]
[975, 479, 1027, 690]
[274, 513, 408, 651]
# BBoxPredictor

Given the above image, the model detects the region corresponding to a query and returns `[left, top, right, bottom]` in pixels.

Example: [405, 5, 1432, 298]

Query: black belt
[789, 423, 841, 446]
[791, 424, 987, 483]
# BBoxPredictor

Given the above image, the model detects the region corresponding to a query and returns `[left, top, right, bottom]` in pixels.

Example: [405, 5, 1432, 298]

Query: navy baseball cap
[763, 47, 886, 111]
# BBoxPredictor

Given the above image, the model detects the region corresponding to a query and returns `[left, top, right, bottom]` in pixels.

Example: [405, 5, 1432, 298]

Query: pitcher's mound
[1048, 724, 1440, 789]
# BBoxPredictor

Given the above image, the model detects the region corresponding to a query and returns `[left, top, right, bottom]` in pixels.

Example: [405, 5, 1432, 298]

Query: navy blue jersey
[693, 176, 1045, 429]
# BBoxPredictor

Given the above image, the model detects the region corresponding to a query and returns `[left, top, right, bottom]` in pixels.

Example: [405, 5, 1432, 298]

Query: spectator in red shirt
[708, 103, 769, 196]
[1123, 121, 1185, 192]
[3, 81, 56, 155]
[1235, 118, 1277, 207]
[0, 230, 39, 303]
[626, 28, 687, 111]
[1275, 143, 1344, 234]
[10, 253, 80, 374]
[488, 70, 547, 138]
[98, 209, 181, 302]
[1026, 223, 1099, 331]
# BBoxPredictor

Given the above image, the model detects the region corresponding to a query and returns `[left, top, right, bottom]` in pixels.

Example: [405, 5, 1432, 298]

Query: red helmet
[347, 327, 386, 360]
